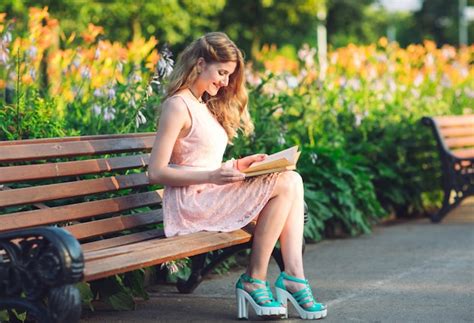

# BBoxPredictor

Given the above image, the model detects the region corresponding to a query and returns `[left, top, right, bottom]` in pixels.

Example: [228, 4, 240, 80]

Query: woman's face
[198, 60, 237, 96]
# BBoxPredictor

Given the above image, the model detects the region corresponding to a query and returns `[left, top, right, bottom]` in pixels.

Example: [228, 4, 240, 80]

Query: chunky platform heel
[275, 271, 327, 320]
[235, 273, 287, 320]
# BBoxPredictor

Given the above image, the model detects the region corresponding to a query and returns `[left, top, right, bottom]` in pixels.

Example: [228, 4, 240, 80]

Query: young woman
[148, 32, 327, 320]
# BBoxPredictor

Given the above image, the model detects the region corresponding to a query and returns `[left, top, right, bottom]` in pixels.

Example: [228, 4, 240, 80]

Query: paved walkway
[82, 198, 474, 322]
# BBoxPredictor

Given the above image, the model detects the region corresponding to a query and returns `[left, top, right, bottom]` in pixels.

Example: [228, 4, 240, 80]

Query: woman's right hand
[208, 165, 246, 185]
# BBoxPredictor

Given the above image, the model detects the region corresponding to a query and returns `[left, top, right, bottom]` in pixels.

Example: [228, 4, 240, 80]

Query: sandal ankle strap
[240, 273, 267, 285]
[279, 271, 308, 285]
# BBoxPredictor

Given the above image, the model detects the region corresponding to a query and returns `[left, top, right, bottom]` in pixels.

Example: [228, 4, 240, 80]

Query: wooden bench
[422, 115, 474, 222]
[0, 133, 304, 323]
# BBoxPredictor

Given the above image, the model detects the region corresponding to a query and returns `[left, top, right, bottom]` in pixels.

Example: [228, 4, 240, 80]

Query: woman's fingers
[221, 169, 245, 182]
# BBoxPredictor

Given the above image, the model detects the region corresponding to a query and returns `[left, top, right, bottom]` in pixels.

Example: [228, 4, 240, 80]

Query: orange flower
[82, 23, 104, 44]
[378, 37, 388, 48]
[146, 50, 160, 71]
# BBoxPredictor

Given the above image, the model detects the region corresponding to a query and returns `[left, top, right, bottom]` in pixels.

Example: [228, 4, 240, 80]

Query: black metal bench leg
[272, 247, 285, 272]
[431, 188, 454, 223]
[176, 242, 253, 294]
[176, 253, 207, 294]
[48, 284, 82, 323]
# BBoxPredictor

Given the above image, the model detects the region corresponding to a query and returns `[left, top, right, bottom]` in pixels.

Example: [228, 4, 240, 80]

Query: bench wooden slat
[451, 148, 474, 159]
[83, 230, 252, 281]
[0, 190, 162, 233]
[84, 230, 170, 261]
[0, 154, 150, 184]
[0, 137, 155, 162]
[0, 133, 155, 146]
[0, 173, 149, 208]
[440, 126, 474, 138]
[66, 210, 163, 240]
[84, 221, 252, 262]
[444, 136, 474, 149]
[81, 229, 164, 253]
[434, 115, 474, 127]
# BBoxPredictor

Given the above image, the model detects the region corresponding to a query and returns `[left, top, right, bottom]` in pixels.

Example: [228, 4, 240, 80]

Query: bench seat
[0, 133, 285, 323]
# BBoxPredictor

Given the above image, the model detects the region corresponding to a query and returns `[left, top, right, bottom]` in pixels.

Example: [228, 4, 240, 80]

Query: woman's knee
[273, 171, 304, 196]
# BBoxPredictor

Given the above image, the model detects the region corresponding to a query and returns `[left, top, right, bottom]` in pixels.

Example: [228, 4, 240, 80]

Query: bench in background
[422, 115, 474, 222]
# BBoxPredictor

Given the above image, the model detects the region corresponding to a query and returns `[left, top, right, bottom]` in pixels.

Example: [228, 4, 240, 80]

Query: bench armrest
[0, 227, 84, 323]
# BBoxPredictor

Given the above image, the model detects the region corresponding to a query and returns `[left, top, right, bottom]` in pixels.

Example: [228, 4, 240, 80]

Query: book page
[244, 165, 297, 177]
[242, 146, 299, 174]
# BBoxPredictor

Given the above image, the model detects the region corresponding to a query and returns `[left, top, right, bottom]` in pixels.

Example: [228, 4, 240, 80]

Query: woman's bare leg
[246, 171, 300, 280]
[277, 173, 317, 306]
[244, 171, 314, 307]
[278, 171, 305, 278]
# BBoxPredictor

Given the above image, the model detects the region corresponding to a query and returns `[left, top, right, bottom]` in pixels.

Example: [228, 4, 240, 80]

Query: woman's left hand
[236, 154, 267, 171]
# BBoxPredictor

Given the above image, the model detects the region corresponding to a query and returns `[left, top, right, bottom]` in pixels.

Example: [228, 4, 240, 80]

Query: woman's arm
[148, 97, 245, 186]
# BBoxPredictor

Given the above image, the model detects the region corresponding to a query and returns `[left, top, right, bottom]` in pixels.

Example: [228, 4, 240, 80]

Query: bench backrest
[0, 133, 165, 251]
[422, 115, 474, 159]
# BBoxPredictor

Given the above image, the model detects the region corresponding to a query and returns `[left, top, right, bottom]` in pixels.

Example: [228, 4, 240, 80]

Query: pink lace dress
[162, 92, 280, 237]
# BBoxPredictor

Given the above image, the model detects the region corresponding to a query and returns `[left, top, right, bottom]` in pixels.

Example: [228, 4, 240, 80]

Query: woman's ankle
[282, 269, 305, 280]
[245, 269, 266, 282]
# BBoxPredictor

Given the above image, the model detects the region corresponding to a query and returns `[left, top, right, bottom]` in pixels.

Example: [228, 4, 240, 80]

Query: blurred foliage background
[2, 0, 474, 57]
[0, 0, 473, 242]
[1, 0, 473, 312]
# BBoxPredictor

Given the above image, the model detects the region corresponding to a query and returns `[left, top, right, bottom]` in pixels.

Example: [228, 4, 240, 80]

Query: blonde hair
[165, 32, 253, 141]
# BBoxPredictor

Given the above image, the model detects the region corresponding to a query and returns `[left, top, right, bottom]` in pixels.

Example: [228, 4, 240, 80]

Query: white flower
[387, 78, 397, 93]
[285, 75, 298, 89]
[157, 45, 174, 78]
[94, 48, 101, 60]
[2, 32, 12, 43]
[93, 88, 102, 97]
[27, 46, 38, 59]
[92, 104, 101, 116]
[147, 84, 154, 96]
[310, 153, 318, 164]
[130, 97, 137, 108]
[72, 58, 81, 68]
[413, 73, 424, 87]
[277, 133, 286, 146]
[0, 50, 8, 65]
[103, 107, 116, 121]
[354, 113, 363, 127]
[131, 73, 142, 83]
[348, 78, 361, 91]
[298, 44, 316, 68]
[440, 74, 451, 88]
[135, 110, 147, 128]
[29, 69, 37, 81]
[81, 67, 91, 79]
[107, 87, 116, 100]
[465, 88, 474, 99]
[425, 53, 434, 67]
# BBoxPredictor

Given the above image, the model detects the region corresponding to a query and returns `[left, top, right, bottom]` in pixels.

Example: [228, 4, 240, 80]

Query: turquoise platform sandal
[275, 272, 327, 320]
[235, 273, 287, 319]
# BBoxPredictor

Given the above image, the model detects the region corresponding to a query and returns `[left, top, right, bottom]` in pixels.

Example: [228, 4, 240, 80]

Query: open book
[241, 146, 301, 177]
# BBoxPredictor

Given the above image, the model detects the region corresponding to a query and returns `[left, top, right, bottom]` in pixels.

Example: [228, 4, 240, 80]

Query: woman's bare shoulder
[161, 95, 188, 115]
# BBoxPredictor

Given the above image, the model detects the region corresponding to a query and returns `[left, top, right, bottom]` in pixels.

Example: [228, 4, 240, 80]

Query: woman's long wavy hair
[164, 32, 253, 141]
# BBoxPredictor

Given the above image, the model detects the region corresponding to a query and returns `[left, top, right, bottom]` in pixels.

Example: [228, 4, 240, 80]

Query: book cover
[241, 146, 301, 177]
